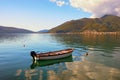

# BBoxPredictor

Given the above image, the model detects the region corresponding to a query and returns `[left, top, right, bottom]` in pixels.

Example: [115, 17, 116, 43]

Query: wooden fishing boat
[30, 48, 74, 60]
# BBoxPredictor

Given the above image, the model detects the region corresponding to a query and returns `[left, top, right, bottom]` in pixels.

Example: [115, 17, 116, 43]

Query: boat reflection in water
[30, 55, 73, 69]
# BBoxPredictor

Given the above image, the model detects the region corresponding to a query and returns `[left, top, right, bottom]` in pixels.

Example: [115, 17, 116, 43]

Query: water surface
[0, 33, 120, 80]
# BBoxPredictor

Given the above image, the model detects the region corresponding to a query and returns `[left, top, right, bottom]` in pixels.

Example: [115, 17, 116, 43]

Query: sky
[0, 0, 120, 31]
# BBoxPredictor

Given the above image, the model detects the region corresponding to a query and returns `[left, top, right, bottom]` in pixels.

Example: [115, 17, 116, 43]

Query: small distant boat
[30, 48, 74, 60]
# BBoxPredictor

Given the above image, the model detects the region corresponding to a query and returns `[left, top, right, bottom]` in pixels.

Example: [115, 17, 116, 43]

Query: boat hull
[35, 52, 72, 60]
[30, 55, 73, 69]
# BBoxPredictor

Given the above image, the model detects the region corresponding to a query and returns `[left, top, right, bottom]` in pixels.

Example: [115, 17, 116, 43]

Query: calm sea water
[0, 33, 120, 80]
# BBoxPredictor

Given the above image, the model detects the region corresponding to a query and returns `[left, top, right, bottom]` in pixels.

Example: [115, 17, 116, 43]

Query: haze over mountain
[49, 15, 120, 33]
[0, 26, 33, 33]
[38, 29, 49, 33]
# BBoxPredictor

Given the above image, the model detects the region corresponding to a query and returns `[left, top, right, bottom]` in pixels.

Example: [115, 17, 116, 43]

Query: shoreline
[48, 32, 120, 35]
[79, 32, 120, 35]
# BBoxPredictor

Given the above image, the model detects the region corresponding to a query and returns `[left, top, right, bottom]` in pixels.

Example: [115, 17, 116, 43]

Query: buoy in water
[23, 44, 25, 47]
[85, 52, 88, 56]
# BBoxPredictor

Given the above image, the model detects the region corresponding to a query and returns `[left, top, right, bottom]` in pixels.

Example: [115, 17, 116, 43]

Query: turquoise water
[0, 33, 120, 80]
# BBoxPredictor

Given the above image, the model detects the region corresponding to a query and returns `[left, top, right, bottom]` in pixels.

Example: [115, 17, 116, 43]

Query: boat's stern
[30, 51, 37, 61]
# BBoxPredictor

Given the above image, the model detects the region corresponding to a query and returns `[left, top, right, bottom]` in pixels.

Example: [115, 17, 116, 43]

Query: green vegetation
[49, 15, 120, 33]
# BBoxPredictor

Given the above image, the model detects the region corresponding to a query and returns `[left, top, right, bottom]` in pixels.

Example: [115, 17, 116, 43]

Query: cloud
[56, 1, 65, 7]
[49, 0, 57, 3]
[69, 0, 120, 18]
[49, 0, 67, 7]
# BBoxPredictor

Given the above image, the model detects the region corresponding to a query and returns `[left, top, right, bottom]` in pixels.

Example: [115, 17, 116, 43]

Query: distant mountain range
[0, 26, 33, 33]
[49, 15, 120, 33]
[38, 29, 49, 33]
[1, 15, 120, 33]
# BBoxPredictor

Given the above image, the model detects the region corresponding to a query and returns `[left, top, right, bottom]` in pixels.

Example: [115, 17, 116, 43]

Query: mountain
[0, 26, 33, 33]
[38, 29, 49, 33]
[49, 15, 120, 33]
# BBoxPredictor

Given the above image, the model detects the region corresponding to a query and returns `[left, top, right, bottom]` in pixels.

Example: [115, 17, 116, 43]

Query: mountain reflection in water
[0, 33, 120, 80]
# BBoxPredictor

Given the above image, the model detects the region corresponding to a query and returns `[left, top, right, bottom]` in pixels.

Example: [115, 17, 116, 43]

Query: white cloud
[56, 1, 65, 7]
[49, 0, 67, 7]
[69, 0, 120, 18]
[49, 0, 57, 2]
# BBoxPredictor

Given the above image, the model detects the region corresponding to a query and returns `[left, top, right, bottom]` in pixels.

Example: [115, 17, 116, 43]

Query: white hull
[35, 53, 72, 60]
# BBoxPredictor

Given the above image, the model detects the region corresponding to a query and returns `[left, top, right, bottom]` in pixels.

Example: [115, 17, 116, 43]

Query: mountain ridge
[0, 25, 33, 33]
[49, 15, 120, 33]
